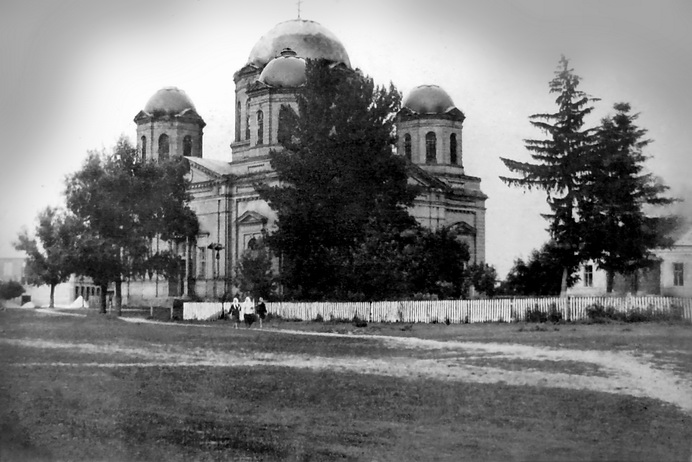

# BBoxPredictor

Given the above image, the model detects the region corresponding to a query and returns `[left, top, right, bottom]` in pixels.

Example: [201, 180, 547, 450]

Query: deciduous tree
[65, 137, 198, 313]
[0, 280, 24, 304]
[259, 59, 419, 300]
[14, 207, 77, 308]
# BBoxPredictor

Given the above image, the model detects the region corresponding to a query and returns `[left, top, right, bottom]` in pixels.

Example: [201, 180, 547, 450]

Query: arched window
[245, 101, 250, 141]
[450, 133, 457, 164]
[158, 134, 170, 160]
[183, 135, 192, 157]
[141, 136, 147, 160]
[404, 133, 412, 161]
[425, 132, 436, 163]
[278, 104, 297, 146]
[235, 101, 241, 142]
[257, 110, 264, 145]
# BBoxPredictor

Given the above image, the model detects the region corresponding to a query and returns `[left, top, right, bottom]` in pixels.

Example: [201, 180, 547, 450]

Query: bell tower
[134, 87, 206, 161]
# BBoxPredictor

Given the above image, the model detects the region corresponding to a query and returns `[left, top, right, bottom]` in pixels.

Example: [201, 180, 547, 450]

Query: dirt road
[7, 313, 692, 415]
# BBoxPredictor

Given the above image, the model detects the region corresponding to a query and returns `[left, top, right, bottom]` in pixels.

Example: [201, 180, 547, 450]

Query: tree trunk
[49, 283, 56, 308]
[115, 279, 122, 316]
[99, 284, 108, 314]
[559, 267, 568, 298]
[606, 270, 615, 294]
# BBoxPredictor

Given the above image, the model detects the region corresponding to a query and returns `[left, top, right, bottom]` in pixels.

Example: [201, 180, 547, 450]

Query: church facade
[125, 19, 487, 304]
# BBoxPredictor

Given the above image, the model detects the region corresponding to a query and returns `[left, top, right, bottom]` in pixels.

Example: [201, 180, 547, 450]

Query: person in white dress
[242, 296, 255, 328]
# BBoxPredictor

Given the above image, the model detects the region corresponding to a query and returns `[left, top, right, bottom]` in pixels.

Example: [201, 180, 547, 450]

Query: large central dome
[248, 19, 351, 68]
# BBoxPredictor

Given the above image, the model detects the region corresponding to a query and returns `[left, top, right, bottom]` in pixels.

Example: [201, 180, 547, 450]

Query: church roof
[403, 85, 456, 114]
[259, 48, 307, 87]
[143, 87, 197, 116]
[248, 19, 351, 68]
[186, 157, 234, 177]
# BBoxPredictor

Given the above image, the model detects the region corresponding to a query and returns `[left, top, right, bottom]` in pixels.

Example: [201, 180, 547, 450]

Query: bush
[584, 304, 687, 323]
[314, 313, 324, 323]
[352, 316, 367, 328]
[547, 304, 563, 323]
[526, 307, 547, 323]
[585, 304, 621, 323]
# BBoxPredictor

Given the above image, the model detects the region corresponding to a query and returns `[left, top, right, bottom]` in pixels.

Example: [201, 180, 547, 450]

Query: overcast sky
[2, 0, 691, 278]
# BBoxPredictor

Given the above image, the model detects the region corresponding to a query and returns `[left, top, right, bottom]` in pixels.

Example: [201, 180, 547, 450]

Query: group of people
[225, 296, 267, 329]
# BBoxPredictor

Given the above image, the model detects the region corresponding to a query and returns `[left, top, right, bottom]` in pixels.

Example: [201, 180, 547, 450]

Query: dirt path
[10, 311, 692, 415]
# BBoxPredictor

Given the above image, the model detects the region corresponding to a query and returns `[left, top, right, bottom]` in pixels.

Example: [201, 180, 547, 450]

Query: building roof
[259, 48, 307, 87]
[248, 19, 351, 68]
[143, 87, 197, 116]
[403, 85, 456, 114]
[675, 227, 692, 246]
[186, 157, 234, 177]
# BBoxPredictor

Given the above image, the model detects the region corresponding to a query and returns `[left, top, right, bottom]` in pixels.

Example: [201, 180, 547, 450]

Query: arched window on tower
[235, 101, 241, 142]
[450, 133, 457, 164]
[183, 135, 192, 157]
[404, 133, 412, 161]
[158, 134, 170, 160]
[425, 132, 437, 164]
[257, 110, 264, 145]
[245, 101, 251, 141]
[141, 136, 147, 160]
[278, 104, 298, 146]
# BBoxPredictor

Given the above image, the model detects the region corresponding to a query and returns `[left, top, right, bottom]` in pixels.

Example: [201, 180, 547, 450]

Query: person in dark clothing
[255, 297, 267, 328]
[229, 297, 241, 329]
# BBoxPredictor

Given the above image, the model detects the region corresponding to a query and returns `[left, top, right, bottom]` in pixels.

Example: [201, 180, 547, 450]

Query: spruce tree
[500, 56, 599, 294]
[580, 103, 677, 292]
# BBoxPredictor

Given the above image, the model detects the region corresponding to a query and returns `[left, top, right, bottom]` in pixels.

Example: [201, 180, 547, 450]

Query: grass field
[1, 308, 691, 461]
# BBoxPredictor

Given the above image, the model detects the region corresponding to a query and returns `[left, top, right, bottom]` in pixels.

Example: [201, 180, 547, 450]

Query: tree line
[14, 56, 676, 307]
[500, 56, 678, 295]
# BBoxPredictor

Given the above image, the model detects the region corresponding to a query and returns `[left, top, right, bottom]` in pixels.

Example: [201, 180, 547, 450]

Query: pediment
[450, 221, 476, 236]
[406, 163, 450, 191]
[236, 210, 268, 226]
[186, 157, 234, 184]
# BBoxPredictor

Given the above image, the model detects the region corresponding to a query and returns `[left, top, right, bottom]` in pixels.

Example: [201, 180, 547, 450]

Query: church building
[126, 18, 487, 304]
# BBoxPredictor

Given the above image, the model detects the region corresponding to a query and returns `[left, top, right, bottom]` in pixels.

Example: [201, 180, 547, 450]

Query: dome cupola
[143, 87, 197, 116]
[248, 19, 351, 68]
[403, 85, 456, 114]
[258, 48, 307, 87]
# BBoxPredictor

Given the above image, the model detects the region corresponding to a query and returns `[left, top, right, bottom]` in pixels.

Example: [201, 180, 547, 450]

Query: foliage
[464, 263, 498, 297]
[500, 56, 599, 292]
[585, 304, 685, 323]
[580, 103, 678, 291]
[64, 136, 198, 313]
[0, 280, 24, 301]
[233, 238, 276, 300]
[259, 59, 419, 300]
[402, 227, 471, 299]
[501, 240, 578, 296]
[14, 207, 77, 307]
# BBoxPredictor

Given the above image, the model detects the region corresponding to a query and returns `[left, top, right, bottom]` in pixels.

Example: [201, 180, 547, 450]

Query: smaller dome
[403, 85, 456, 114]
[259, 48, 307, 87]
[144, 87, 197, 115]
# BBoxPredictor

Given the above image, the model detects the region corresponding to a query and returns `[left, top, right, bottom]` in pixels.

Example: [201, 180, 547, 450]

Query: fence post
[150, 306, 153, 318]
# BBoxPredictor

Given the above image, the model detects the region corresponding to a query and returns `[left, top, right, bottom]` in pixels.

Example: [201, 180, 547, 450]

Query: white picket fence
[184, 297, 692, 323]
[183, 302, 225, 321]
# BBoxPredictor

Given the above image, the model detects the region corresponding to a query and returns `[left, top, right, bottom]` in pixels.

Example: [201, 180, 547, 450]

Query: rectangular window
[584, 265, 593, 287]
[673, 262, 684, 286]
[198, 247, 206, 279]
